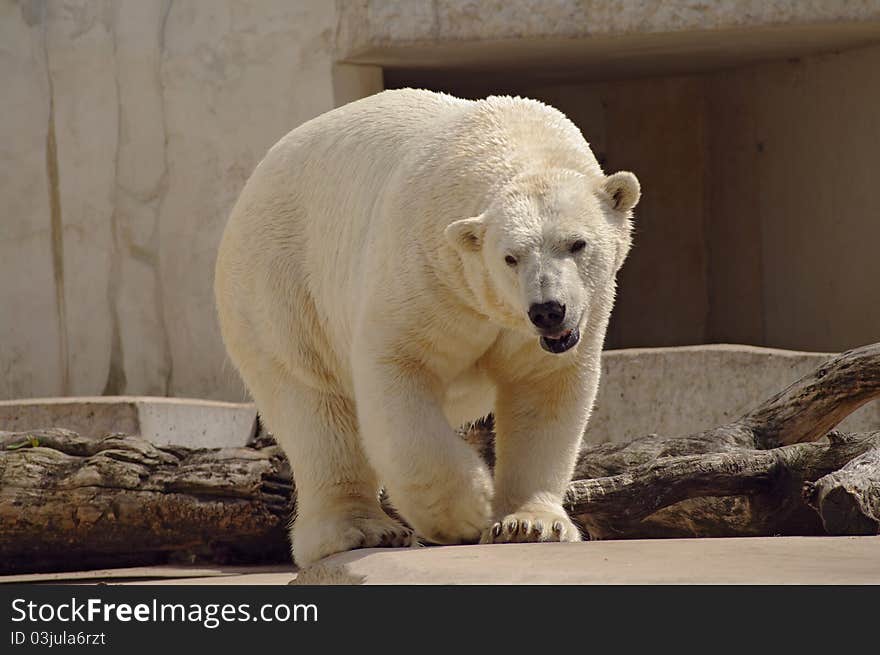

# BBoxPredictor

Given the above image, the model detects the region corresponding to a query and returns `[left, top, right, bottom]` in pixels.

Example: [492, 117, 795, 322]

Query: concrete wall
[707, 48, 880, 352]
[2, 0, 879, 402]
[0, 0, 350, 401]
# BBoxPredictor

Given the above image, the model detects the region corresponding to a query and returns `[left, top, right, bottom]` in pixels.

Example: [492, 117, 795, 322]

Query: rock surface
[293, 537, 880, 585]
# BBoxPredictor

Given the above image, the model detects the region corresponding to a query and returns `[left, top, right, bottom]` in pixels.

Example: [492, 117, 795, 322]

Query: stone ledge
[293, 537, 880, 585]
[337, 1, 880, 76]
[591, 344, 880, 444]
[0, 396, 256, 448]
[2, 344, 877, 447]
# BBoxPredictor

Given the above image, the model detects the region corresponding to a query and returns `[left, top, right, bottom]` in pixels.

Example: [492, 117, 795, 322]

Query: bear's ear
[445, 215, 486, 253]
[601, 171, 641, 213]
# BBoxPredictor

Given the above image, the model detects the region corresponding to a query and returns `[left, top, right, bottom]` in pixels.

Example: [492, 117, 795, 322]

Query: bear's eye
[504, 255, 517, 267]
[570, 239, 587, 254]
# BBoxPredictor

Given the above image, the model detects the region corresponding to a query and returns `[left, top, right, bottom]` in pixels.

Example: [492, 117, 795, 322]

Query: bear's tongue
[540, 327, 580, 354]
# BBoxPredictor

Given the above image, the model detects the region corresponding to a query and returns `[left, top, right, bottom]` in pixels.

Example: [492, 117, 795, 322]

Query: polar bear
[214, 89, 639, 566]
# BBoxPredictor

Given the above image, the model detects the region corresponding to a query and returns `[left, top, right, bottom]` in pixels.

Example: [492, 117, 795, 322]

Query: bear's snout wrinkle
[528, 301, 566, 331]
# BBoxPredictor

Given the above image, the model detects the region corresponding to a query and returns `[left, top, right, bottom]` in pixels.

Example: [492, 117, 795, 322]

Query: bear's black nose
[528, 301, 566, 330]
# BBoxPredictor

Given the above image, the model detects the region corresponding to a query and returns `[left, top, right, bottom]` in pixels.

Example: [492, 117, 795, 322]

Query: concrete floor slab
[293, 537, 880, 585]
[0, 565, 296, 585]
[4, 537, 876, 585]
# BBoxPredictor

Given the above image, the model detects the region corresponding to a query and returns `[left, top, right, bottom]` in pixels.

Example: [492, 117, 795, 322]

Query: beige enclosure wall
[3, 0, 879, 402]
[707, 46, 880, 353]
[0, 0, 382, 402]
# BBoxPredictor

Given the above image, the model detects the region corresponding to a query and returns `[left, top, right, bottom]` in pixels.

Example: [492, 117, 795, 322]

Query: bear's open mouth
[539, 327, 580, 354]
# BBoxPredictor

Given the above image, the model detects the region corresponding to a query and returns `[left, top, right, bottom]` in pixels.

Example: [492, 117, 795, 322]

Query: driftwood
[567, 431, 880, 538]
[804, 445, 880, 535]
[0, 430, 293, 574]
[1, 343, 878, 573]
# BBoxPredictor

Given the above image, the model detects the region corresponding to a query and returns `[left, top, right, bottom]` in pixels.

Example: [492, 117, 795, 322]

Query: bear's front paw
[292, 507, 417, 567]
[481, 507, 581, 544]
[391, 464, 493, 545]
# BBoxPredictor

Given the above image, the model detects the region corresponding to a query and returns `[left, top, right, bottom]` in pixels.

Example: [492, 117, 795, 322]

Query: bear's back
[263, 89, 600, 186]
[267, 88, 470, 168]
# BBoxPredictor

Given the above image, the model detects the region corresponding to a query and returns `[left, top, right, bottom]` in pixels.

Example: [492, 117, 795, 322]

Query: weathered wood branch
[804, 445, 880, 535]
[0, 430, 293, 574]
[565, 432, 880, 539]
[741, 343, 880, 448]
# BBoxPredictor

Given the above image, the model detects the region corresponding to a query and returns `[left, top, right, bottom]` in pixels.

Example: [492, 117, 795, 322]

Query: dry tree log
[1, 343, 878, 573]
[566, 431, 880, 538]
[803, 444, 880, 536]
[0, 429, 293, 574]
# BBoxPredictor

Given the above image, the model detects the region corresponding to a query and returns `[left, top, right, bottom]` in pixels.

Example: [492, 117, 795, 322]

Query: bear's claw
[481, 509, 581, 544]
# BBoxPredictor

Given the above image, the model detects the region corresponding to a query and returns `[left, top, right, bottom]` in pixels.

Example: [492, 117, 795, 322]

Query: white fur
[214, 89, 639, 565]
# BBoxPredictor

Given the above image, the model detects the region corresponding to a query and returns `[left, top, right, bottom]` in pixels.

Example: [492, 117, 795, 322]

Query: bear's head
[445, 168, 640, 354]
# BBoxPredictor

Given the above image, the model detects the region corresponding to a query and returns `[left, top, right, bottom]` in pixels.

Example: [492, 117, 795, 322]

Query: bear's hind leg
[249, 371, 416, 567]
